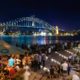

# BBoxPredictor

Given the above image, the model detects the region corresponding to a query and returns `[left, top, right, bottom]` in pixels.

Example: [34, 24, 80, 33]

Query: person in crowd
[30, 54, 35, 69]
[61, 60, 68, 75]
[8, 54, 15, 67]
[15, 54, 21, 71]
[26, 54, 32, 65]
[68, 54, 73, 62]
[64, 42, 67, 49]
[67, 62, 71, 75]
[37, 53, 42, 69]
[15, 54, 21, 66]
[72, 53, 77, 63]
[71, 72, 80, 80]
[48, 47, 51, 54]
[41, 53, 46, 67]
[57, 64, 61, 77]
[23, 65, 31, 80]
[22, 56, 27, 67]
[53, 64, 58, 78]
[49, 65, 54, 79]
[33, 53, 39, 71]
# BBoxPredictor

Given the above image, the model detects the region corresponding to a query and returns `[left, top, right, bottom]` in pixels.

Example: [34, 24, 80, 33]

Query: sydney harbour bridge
[0, 16, 56, 35]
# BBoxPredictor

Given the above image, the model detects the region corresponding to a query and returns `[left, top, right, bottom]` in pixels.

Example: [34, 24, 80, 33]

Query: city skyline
[0, 0, 80, 31]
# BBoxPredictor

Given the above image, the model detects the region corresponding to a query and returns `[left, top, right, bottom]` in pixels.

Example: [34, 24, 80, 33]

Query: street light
[55, 26, 59, 43]
[56, 26, 59, 35]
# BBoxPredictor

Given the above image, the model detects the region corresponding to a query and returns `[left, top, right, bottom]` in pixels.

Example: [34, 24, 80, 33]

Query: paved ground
[0, 40, 25, 55]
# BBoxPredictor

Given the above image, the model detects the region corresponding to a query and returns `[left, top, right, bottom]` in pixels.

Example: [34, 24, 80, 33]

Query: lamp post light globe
[55, 26, 59, 43]
[56, 26, 59, 35]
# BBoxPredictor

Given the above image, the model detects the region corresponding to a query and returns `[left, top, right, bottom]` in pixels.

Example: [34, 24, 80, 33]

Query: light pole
[55, 26, 59, 43]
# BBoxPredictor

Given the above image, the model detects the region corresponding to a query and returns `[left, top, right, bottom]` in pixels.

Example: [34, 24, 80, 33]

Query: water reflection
[0, 35, 79, 46]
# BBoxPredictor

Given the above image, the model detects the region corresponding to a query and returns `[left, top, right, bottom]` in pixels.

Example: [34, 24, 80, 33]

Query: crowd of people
[0, 53, 32, 80]
[0, 41, 80, 80]
[0, 53, 79, 80]
[17, 41, 80, 53]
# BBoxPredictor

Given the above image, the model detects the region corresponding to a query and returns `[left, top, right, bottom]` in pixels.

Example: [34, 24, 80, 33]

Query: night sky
[0, 0, 80, 31]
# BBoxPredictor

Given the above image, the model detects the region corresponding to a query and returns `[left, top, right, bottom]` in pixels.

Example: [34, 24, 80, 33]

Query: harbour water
[0, 35, 80, 46]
